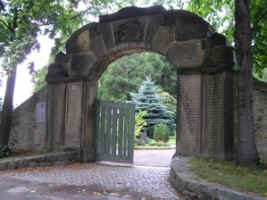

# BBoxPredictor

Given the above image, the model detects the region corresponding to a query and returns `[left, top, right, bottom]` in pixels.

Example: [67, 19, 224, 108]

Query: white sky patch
[0, 35, 54, 107]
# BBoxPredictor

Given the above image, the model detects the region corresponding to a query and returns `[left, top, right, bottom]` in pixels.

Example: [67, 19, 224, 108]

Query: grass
[190, 157, 267, 196]
[168, 136, 176, 145]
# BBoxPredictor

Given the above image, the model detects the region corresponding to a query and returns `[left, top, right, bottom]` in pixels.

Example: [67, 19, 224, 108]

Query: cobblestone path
[1, 163, 183, 200]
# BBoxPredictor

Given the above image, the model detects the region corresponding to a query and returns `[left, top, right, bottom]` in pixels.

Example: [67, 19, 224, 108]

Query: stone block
[70, 52, 96, 77]
[204, 46, 234, 67]
[101, 23, 115, 50]
[167, 40, 204, 68]
[151, 26, 175, 54]
[174, 11, 211, 41]
[66, 29, 90, 53]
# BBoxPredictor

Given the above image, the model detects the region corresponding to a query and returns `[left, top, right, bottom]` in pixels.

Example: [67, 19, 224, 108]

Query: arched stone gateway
[45, 6, 235, 162]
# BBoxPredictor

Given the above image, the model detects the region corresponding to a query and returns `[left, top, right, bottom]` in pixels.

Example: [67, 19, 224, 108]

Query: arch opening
[97, 52, 177, 166]
[45, 6, 235, 163]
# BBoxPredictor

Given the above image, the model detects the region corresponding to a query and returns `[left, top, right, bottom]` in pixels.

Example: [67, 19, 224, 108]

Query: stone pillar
[80, 81, 98, 162]
[64, 82, 83, 148]
[201, 71, 234, 160]
[176, 69, 234, 160]
[45, 83, 67, 152]
[176, 69, 202, 156]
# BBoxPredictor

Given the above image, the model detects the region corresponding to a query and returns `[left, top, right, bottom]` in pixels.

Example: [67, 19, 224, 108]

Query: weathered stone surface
[151, 25, 175, 54]
[202, 46, 234, 72]
[8, 88, 47, 152]
[0, 151, 79, 171]
[253, 79, 267, 161]
[66, 23, 94, 54]
[203, 72, 234, 160]
[80, 81, 98, 162]
[170, 157, 266, 200]
[176, 73, 202, 156]
[65, 82, 83, 148]
[204, 33, 228, 48]
[70, 52, 96, 77]
[46, 83, 67, 151]
[101, 23, 115, 50]
[173, 11, 212, 41]
[167, 40, 205, 68]
[113, 18, 145, 44]
[89, 24, 107, 58]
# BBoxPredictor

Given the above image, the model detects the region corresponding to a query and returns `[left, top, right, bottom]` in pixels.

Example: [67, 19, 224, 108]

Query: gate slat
[96, 100, 101, 156]
[128, 105, 135, 161]
[124, 106, 129, 157]
[106, 103, 112, 156]
[100, 103, 106, 157]
[112, 107, 118, 156]
[118, 107, 124, 158]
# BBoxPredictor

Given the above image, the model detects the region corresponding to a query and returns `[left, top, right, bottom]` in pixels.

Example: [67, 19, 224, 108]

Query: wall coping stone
[0, 151, 79, 171]
[170, 157, 266, 200]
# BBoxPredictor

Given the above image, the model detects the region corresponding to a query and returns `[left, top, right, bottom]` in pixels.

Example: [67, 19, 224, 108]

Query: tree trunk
[0, 66, 17, 146]
[234, 0, 259, 167]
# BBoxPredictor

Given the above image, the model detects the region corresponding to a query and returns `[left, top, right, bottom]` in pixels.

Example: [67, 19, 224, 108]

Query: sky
[0, 35, 54, 106]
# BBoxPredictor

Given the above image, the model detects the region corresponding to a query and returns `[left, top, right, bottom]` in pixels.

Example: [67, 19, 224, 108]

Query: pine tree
[129, 77, 176, 138]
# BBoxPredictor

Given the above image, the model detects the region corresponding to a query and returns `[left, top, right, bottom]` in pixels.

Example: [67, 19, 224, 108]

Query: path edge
[169, 157, 266, 200]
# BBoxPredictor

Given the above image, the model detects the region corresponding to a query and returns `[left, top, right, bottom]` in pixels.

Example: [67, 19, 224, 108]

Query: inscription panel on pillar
[65, 82, 82, 147]
[36, 102, 46, 123]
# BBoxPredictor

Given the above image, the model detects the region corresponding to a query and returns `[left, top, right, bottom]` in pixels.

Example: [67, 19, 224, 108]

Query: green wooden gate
[95, 100, 135, 163]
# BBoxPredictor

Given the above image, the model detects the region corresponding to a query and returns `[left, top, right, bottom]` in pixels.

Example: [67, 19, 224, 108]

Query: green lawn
[190, 157, 267, 196]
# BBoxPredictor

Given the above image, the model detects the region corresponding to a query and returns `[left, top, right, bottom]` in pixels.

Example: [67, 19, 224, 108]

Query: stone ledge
[0, 151, 79, 171]
[169, 157, 266, 200]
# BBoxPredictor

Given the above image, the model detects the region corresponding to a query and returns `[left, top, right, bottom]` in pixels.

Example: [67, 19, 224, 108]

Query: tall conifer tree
[130, 77, 175, 137]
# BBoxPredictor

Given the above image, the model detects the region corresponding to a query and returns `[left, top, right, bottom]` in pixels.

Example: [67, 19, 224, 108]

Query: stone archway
[45, 6, 235, 162]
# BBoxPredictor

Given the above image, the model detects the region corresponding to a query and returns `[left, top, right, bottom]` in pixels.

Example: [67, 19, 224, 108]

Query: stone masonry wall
[254, 79, 267, 160]
[8, 87, 47, 152]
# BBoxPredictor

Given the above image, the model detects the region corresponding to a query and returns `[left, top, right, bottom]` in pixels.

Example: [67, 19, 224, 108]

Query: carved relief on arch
[114, 19, 145, 44]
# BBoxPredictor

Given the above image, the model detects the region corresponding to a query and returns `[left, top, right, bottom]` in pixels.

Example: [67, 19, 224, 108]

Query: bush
[134, 110, 147, 139]
[0, 145, 11, 158]
[153, 123, 169, 142]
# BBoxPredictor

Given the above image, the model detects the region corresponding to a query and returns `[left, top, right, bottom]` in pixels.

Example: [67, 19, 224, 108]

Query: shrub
[0, 145, 11, 158]
[153, 123, 169, 142]
[134, 110, 147, 141]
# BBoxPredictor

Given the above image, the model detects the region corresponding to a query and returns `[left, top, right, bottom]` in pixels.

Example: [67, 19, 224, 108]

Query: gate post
[45, 83, 67, 151]
[176, 69, 203, 156]
[80, 81, 98, 162]
[176, 44, 235, 160]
